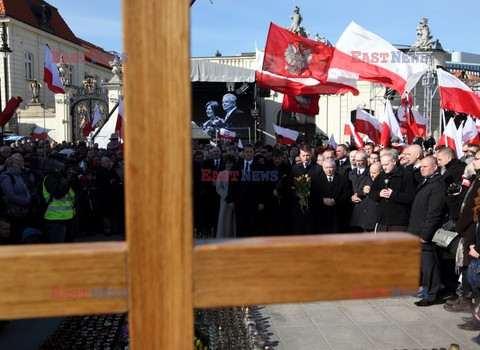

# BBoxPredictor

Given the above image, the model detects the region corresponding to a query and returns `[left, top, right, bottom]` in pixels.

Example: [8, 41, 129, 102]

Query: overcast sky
[47, 0, 479, 57]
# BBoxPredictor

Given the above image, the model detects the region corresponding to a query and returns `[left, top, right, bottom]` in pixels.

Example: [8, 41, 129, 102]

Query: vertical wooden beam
[123, 1, 192, 349]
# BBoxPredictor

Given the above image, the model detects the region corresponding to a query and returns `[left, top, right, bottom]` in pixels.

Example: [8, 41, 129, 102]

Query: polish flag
[0, 96, 23, 128]
[355, 108, 382, 143]
[82, 104, 102, 137]
[344, 120, 364, 149]
[327, 22, 428, 95]
[380, 100, 402, 147]
[255, 50, 359, 96]
[273, 124, 299, 145]
[282, 94, 320, 115]
[219, 128, 236, 142]
[437, 68, 480, 118]
[44, 44, 65, 94]
[115, 97, 124, 140]
[476, 118, 480, 133]
[31, 126, 52, 140]
[437, 118, 464, 158]
[328, 133, 337, 149]
[397, 106, 427, 137]
[462, 116, 480, 145]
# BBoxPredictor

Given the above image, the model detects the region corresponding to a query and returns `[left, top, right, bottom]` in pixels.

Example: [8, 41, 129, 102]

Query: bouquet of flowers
[292, 174, 311, 214]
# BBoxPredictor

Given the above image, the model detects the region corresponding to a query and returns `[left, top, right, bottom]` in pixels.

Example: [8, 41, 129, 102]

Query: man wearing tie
[288, 143, 319, 235]
[335, 144, 351, 176]
[315, 159, 352, 233]
[349, 151, 370, 232]
[227, 144, 265, 237]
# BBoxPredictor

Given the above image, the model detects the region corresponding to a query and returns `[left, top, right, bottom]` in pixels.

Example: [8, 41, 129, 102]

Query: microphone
[384, 179, 390, 189]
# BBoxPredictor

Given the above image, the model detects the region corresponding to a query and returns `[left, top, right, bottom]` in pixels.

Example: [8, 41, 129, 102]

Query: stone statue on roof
[109, 55, 123, 81]
[412, 17, 433, 50]
[286, 6, 309, 38]
[314, 33, 327, 44]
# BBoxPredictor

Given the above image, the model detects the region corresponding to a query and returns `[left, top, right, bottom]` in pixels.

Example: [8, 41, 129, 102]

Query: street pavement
[260, 298, 480, 350]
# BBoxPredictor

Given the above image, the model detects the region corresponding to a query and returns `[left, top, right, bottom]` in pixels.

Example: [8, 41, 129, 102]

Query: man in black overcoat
[407, 156, 446, 306]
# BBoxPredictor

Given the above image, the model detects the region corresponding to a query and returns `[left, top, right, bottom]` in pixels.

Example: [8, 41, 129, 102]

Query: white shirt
[224, 107, 237, 122]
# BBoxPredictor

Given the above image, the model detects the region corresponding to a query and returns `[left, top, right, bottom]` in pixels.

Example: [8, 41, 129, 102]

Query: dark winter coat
[407, 172, 446, 242]
[369, 166, 416, 226]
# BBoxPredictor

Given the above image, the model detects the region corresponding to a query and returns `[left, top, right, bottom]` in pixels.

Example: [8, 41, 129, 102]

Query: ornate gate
[70, 75, 108, 142]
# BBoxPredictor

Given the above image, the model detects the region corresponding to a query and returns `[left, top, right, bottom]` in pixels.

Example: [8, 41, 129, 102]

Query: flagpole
[441, 108, 447, 146]
[43, 84, 46, 157]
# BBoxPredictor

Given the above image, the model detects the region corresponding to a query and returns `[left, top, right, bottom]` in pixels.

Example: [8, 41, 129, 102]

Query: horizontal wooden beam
[193, 233, 420, 308]
[0, 233, 420, 319]
[0, 242, 128, 320]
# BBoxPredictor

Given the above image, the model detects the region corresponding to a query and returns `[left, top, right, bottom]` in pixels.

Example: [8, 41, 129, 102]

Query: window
[68, 66, 74, 85]
[25, 53, 33, 80]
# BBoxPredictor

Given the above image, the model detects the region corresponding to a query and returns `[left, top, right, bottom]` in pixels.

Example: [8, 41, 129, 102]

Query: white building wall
[0, 18, 113, 141]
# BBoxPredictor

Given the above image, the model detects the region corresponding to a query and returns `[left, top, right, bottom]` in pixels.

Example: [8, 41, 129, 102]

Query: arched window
[25, 53, 33, 80]
[68, 65, 74, 85]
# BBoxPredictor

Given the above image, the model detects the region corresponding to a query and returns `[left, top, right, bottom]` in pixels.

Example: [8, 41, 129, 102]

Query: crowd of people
[193, 137, 480, 338]
[0, 133, 125, 245]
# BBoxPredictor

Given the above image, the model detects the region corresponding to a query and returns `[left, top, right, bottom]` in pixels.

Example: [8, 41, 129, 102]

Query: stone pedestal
[16, 102, 56, 140]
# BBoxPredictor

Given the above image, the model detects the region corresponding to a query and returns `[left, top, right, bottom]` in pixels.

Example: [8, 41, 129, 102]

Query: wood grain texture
[0, 242, 127, 320]
[123, 0, 193, 349]
[193, 233, 421, 308]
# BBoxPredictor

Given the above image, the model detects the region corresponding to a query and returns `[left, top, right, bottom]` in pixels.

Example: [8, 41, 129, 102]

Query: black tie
[245, 162, 250, 173]
[329, 177, 333, 183]
[215, 160, 219, 170]
[357, 169, 361, 176]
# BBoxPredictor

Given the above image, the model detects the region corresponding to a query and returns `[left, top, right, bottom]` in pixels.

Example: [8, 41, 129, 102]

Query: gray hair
[323, 158, 336, 167]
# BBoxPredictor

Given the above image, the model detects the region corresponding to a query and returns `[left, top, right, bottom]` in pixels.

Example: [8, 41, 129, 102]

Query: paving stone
[397, 321, 473, 350]
[266, 303, 314, 328]
[275, 326, 330, 350]
[302, 301, 354, 327]
[368, 299, 429, 323]
[337, 299, 392, 324]
[318, 325, 378, 350]
[359, 323, 422, 349]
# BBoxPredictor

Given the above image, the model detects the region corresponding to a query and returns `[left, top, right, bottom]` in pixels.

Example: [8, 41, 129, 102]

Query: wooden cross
[0, 0, 420, 349]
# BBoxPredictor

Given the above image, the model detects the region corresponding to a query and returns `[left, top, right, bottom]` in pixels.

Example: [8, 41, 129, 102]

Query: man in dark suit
[201, 146, 225, 232]
[335, 144, 351, 176]
[349, 151, 370, 232]
[226, 144, 265, 237]
[315, 158, 352, 233]
[407, 156, 446, 307]
[222, 93, 253, 138]
[404, 144, 424, 186]
[288, 143, 319, 235]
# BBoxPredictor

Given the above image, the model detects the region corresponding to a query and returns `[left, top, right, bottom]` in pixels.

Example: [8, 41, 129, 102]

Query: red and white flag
[437, 68, 480, 118]
[82, 104, 102, 137]
[355, 107, 382, 144]
[0, 96, 23, 128]
[263, 23, 331, 80]
[44, 44, 65, 94]
[344, 120, 364, 149]
[273, 124, 299, 144]
[437, 117, 464, 158]
[327, 22, 428, 95]
[256, 50, 358, 96]
[380, 100, 402, 147]
[115, 97, 124, 140]
[219, 128, 236, 142]
[397, 106, 427, 138]
[476, 118, 480, 133]
[31, 126, 52, 140]
[462, 116, 480, 145]
[282, 94, 320, 115]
